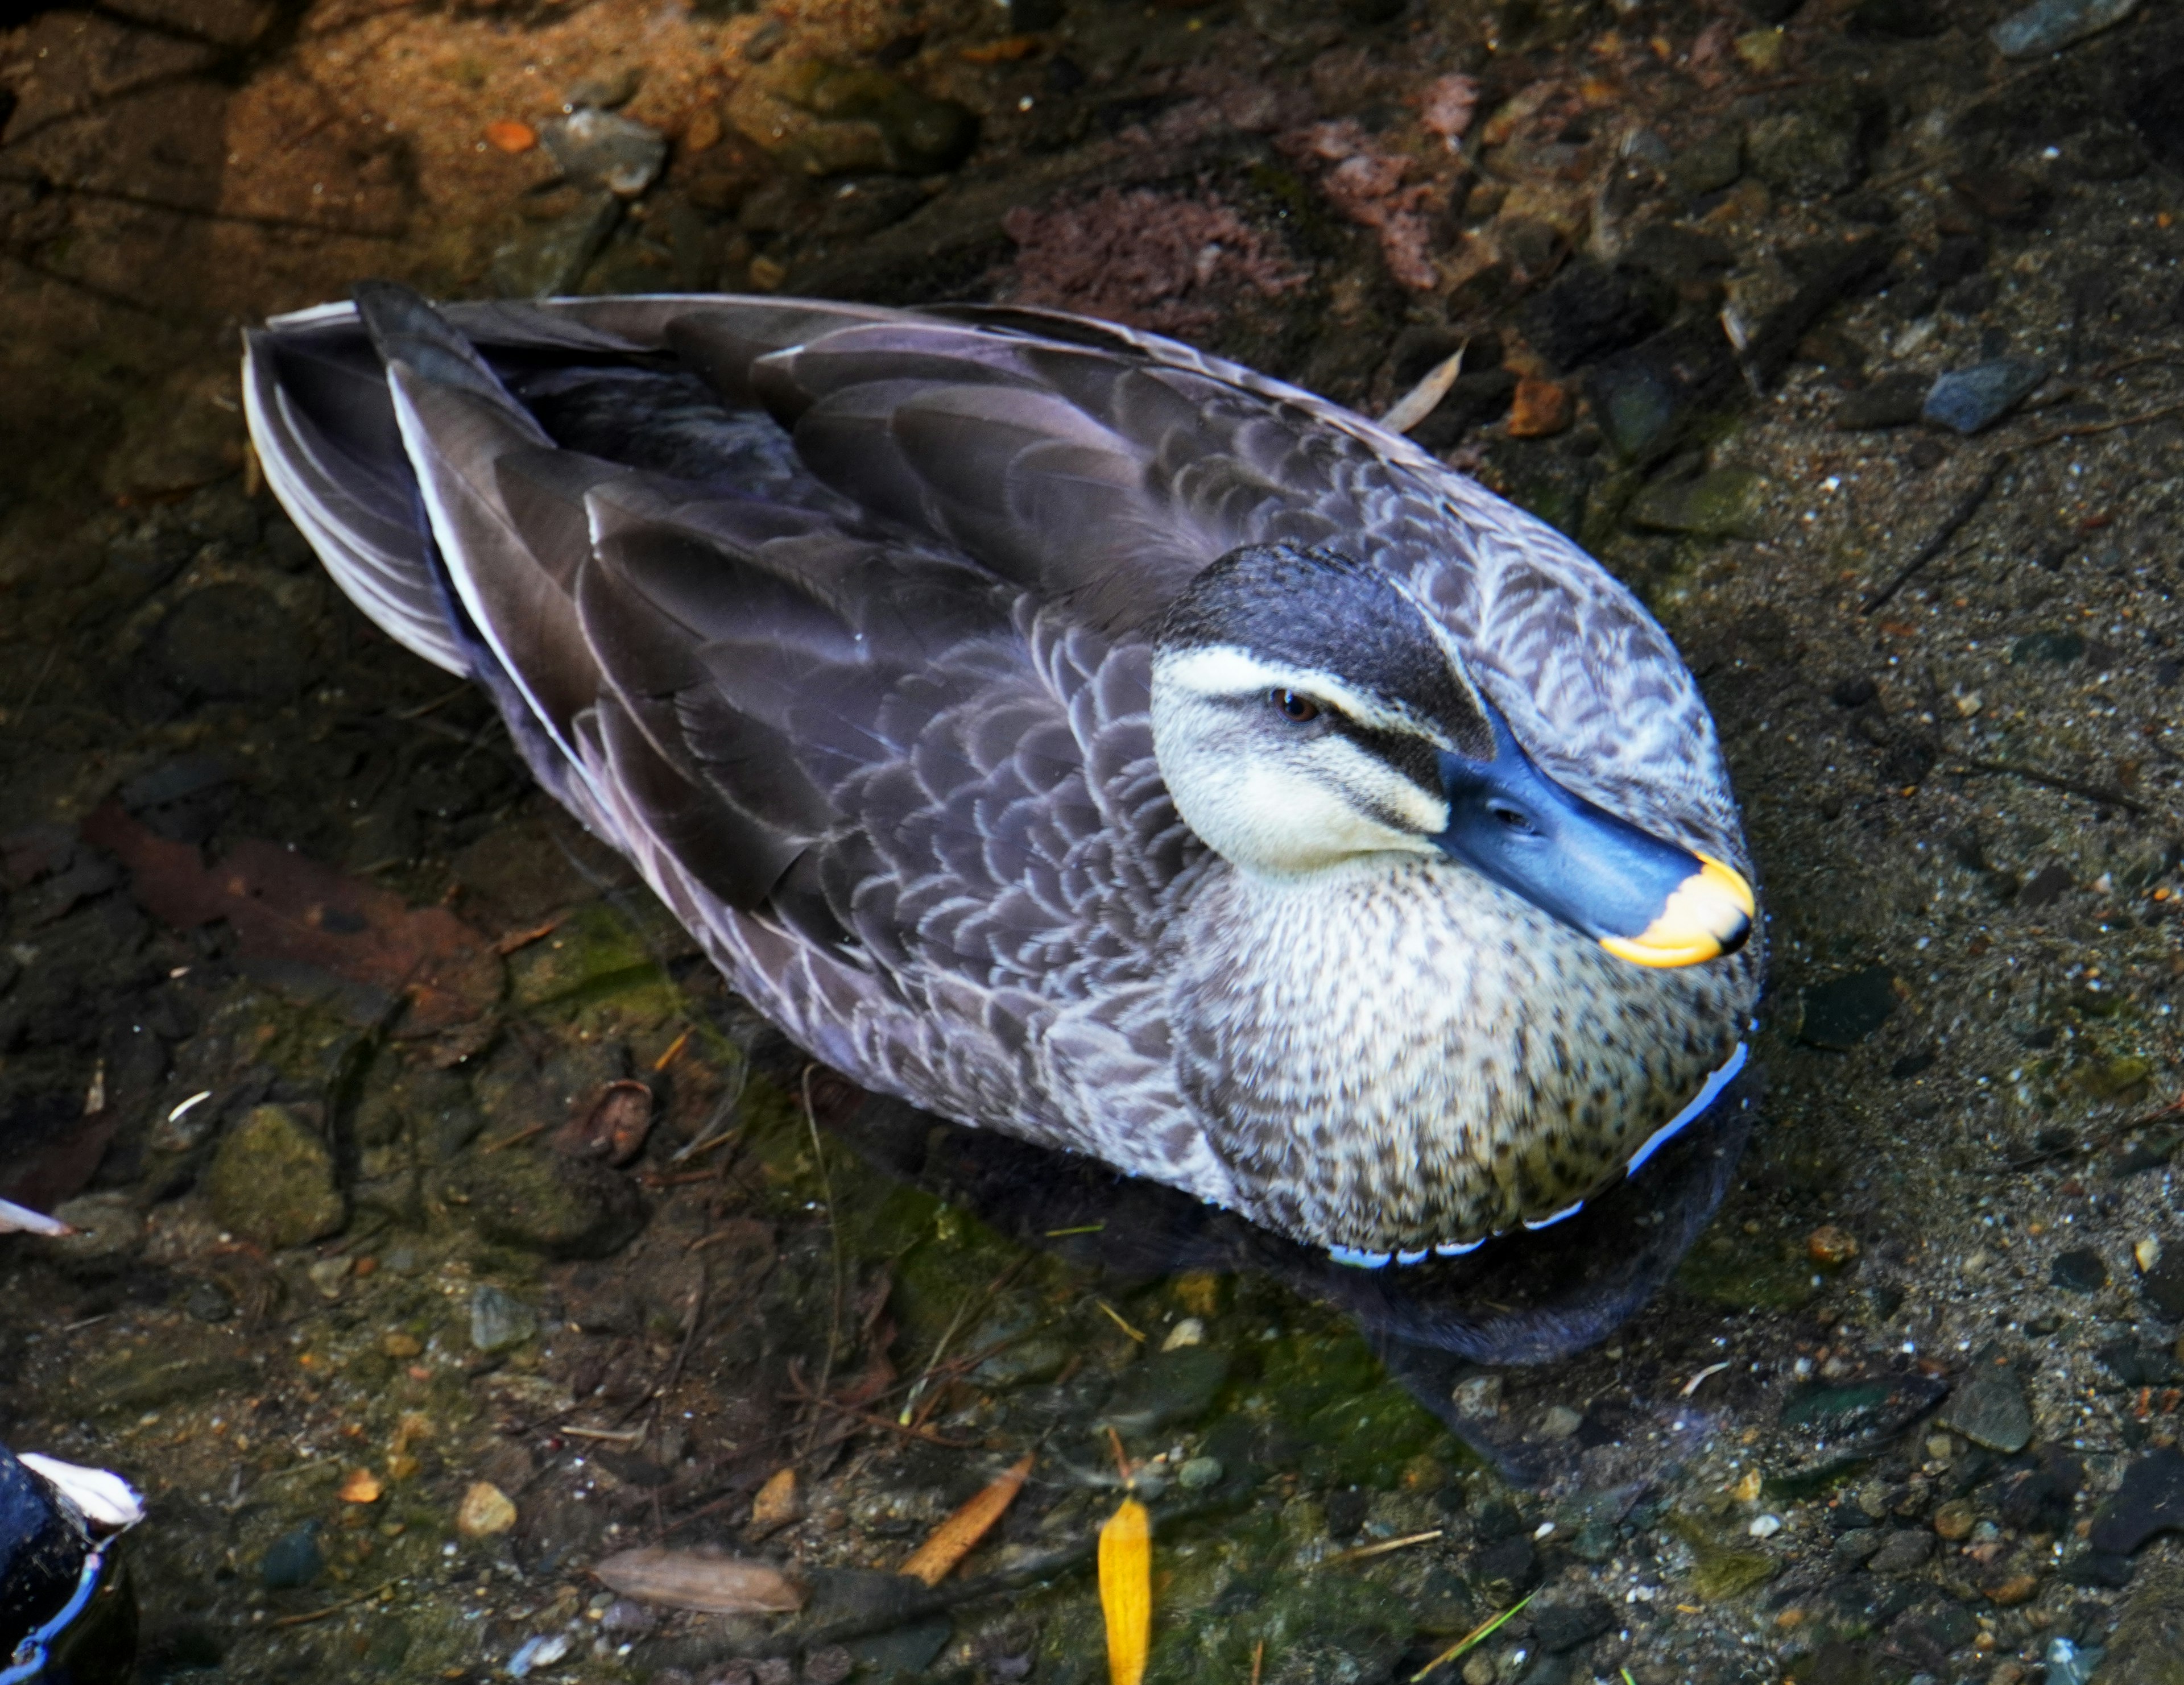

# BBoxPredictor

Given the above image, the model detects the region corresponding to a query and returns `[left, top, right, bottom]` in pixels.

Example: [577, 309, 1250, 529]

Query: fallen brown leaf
[592, 1547, 806, 1614]
[899, 1454, 1033, 1587]
[82, 803, 499, 1034]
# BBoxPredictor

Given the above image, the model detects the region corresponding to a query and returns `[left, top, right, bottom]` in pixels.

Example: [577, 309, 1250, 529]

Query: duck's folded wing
[245, 288, 1187, 987]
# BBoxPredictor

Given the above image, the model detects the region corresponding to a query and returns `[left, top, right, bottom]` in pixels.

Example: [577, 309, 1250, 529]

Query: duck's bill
[1597, 853, 1755, 968]
[1433, 723, 1753, 968]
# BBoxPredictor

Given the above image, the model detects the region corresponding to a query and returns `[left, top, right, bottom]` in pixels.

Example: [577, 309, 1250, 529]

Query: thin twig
[1863, 453, 2009, 614]
[1323, 1529, 1444, 1565]
[270, 1578, 402, 1627]
[799, 1065, 847, 1458]
[1952, 757, 2149, 814]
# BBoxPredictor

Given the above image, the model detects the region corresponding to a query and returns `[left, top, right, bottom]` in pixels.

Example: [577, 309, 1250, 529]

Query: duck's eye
[1488, 801, 1537, 834]
[1271, 689, 1321, 723]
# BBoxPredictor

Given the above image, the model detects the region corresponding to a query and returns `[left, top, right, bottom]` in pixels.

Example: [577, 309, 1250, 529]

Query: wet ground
[10, 0, 2184, 1680]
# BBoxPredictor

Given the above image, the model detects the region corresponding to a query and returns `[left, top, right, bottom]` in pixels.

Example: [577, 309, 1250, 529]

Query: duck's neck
[1169, 854, 1750, 1253]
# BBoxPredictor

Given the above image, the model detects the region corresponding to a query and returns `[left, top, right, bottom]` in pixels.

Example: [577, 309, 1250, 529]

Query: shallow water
[7, 0, 2184, 1680]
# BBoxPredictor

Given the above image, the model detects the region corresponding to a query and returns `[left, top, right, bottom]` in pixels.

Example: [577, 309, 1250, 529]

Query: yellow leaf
[900, 1455, 1033, 1587]
[1099, 1497, 1151, 1685]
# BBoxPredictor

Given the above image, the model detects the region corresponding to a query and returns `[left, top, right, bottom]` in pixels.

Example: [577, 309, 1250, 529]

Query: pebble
[488, 192, 622, 299]
[541, 109, 667, 197]
[484, 120, 537, 154]
[599, 1599, 655, 1637]
[562, 63, 642, 109]
[1507, 378, 1572, 438]
[184, 1278, 236, 1323]
[2050, 1248, 2109, 1293]
[260, 1521, 324, 1589]
[1931, 1498, 1976, 1541]
[2090, 1446, 2184, 1554]
[1868, 1529, 1934, 1574]
[1177, 1456, 1224, 1491]
[508, 1633, 570, 1678]
[207, 1104, 346, 1251]
[1807, 1226, 1859, 1268]
[1833, 371, 1930, 430]
[1796, 966, 1897, 1049]
[1536, 1404, 1583, 1441]
[1097, 1346, 1229, 1436]
[1990, 0, 2141, 57]
[1938, 1343, 2033, 1452]
[456, 1480, 519, 1540]
[470, 1284, 539, 1353]
[1747, 1513, 1783, 1539]
[1831, 1528, 1887, 1570]
[46, 1193, 145, 1273]
[1921, 358, 2047, 435]
[2138, 1249, 2184, 1318]
[307, 1256, 351, 1301]
[1627, 469, 1768, 539]
[804, 1646, 854, 1685]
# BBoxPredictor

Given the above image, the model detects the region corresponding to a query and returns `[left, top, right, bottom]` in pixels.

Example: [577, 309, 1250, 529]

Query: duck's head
[1148, 543, 1753, 968]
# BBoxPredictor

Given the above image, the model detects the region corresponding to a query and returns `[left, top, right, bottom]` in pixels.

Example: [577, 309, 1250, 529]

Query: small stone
[1991, 0, 2141, 57]
[469, 1285, 539, 1353]
[456, 1481, 519, 1540]
[1097, 1346, 1230, 1436]
[599, 1599, 655, 1637]
[488, 192, 622, 299]
[751, 1466, 800, 1535]
[804, 1646, 854, 1685]
[1868, 1529, 1934, 1574]
[1521, 262, 1670, 371]
[1452, 1375, 1504, 1418]
[2140, 1250, 2184, 1318]
[260, 1522, 324, 1589]
[2098, 1545, 2184, 1683]
[1536, 1404, 1583, 1441]
[1747, 1513, 1783, 1539]
[562, 63, 642, 109]
[1833, 371, 1930, 430]
[148, 586, 310, 701]
[1667, 128, 1743, 197]
[1532, 1597, 1613, 1653]
[1922, 358, 2048, 435]
[2011, 632, 2085, 668]
[307, 1256, 352, 1301]
[2050, 1248, 2109, 1294]
[2089, 1446, 2184, 1555]
[1796, 966, 1897, 1049]
[484, 119, 537, 153]
[1832, 1528, 1887, 1570]
[1932, 1499, 1976, 1541]
[2141, 1239, 2168, 1276]
[1807, 1226, 1860, 1268]
[208, 1104, 346, 1251]
[1987, 1571, 2042, 1605]
[1939, 1343, 2034, 1454]
[541, 107, 667, 196]
[440, 1147, 647, 1260]
[1732, 26, 1785, 71]
[184, 1278, 235, 1323]
[340, 1468, 383, 1504]
[1160, 1317, 1206, 1352]
[1627, 469, 1769, 539]
[383, 1331, 423, 1359]
[1177, 1456, 1224, 1491]
[1507, 378, 1572, 438]
[47, 1194, 145, 1273]
[1747, 106, 1866, 200]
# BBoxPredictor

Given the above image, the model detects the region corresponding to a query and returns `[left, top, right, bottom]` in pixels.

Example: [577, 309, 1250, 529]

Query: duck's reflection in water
[818, 1068, 1758, 1483]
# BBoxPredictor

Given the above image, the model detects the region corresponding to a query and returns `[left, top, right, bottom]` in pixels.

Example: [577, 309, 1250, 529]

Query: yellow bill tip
[1598, 854, 1755, 969]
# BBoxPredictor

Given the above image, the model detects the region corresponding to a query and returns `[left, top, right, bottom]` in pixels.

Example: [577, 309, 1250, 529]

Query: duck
[242, 283, 1760, 1264]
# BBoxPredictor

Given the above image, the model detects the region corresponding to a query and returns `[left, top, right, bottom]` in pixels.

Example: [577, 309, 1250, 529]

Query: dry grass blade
[1379, 346, 1466, 434]
[1410, 1590, 1534, 1682]
[1099, 1497, 1151, 1685]
[900, 1454, 1035, 1586]
[592, 1547, 806, 1614]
